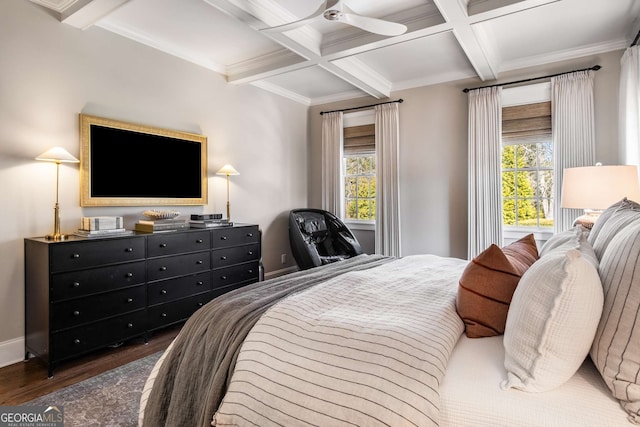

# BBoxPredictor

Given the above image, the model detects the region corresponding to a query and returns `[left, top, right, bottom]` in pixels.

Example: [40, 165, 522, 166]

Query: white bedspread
[440, 335, 630, 426]
[213, 254, 467, 426]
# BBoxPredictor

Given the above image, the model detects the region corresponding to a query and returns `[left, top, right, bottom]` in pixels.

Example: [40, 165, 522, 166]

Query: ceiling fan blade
[340, 13, 407, 36]
[260, 0, 339, 33]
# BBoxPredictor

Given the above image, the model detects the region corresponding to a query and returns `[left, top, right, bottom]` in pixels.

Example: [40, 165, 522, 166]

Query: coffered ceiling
[30, 0, 640, 105]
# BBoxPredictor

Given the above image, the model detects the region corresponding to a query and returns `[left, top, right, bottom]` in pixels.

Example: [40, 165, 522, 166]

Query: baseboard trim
[265, 266, 298, 280]
[0, 336, 25, 368]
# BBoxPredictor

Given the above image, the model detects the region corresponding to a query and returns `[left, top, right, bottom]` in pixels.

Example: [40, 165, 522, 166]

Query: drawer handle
[74, 339, 81, 345]
[248, 269, 254, 274]
[247, 233, 254, 237]
[160, 266, 167, 271]
[125, 247, 133, 253]
[73, 310, 80, 316]
[220, 256, 227, 261]
[160, 289, 167, 295]
[248, 251, 254, 256]
[126, 297, 134, 303]
[197, 302, 204, 307]
[196, 239, 203, 243]
[196, 281, 204, 286]
[161, 313, 167, 317]
[72, 254, 80, 259]
[159, 243, 167, 248]
[220, 236, 228, 241]
[196, 260, 203, 265]
[73, 282, 80, 288]
[125, 272, 133, 278]
[220, 275, 227, 280]
[127, 322, 134, 328]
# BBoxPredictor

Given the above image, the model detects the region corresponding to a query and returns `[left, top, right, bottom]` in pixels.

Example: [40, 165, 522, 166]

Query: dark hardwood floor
[0, 324, 181, 405]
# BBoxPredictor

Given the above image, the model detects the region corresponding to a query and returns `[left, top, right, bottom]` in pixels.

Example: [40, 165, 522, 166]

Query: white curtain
[620, 45, 640, 169]
[467, 87, 502, 259]
[552, 70, 596, 232]
[321, 111, 344, 215]
[375, 103, 401, 257]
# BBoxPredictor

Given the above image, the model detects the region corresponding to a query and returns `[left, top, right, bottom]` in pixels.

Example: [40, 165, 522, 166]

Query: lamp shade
[35, 147, 79, 163]
[561, 165, 640, 209]
[216, 164, 239, 176]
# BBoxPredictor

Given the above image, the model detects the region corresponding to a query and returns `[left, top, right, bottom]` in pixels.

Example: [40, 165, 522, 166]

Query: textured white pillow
[538, 225, 590, 258]
[590, 221, 640, 423]
[502, 233, 603, 392]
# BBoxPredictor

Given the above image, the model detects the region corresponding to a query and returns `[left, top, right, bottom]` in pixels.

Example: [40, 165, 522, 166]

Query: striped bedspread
[213, 254, 467, 427]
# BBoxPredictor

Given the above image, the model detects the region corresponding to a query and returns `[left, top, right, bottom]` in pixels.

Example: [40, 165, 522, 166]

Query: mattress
[440, 335, 630, 426]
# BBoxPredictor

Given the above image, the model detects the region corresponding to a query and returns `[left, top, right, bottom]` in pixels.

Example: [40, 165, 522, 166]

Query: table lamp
[216, 164, 240, 220]
[561, 163, 640, 229]
[36, 147, 80, 240]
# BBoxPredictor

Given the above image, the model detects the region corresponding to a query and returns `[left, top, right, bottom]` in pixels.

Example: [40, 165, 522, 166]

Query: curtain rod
[320, 99, 404, 115]
[631, 28, 640, 47]
[462, 65, 601, 93]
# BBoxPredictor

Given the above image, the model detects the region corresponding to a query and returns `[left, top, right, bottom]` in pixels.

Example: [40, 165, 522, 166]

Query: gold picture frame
[79, 114, 208, 207]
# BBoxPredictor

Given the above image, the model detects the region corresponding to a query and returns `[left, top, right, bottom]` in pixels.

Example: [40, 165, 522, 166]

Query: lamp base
[572, 209, 603, 230]
[45, 233, 70, 241]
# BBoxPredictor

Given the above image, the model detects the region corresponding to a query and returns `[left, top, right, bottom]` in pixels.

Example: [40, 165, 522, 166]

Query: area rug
[24, 352, 162, 427]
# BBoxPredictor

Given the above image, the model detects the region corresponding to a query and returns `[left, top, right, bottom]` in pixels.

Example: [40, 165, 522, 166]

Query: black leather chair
[289, 208, 363, 270]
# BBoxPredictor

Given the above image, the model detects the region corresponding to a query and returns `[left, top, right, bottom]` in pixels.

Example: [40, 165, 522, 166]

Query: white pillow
[501, 233, 603, 392]
[590, 221, 640, 423]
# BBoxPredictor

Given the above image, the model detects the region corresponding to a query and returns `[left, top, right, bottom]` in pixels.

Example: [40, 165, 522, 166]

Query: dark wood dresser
[24, 224, 261, 376]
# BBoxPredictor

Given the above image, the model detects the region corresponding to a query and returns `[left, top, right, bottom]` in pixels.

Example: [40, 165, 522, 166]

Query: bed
[139, 199, 640, 427]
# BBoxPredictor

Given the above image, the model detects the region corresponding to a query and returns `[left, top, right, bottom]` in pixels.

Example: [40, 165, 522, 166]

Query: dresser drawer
[50, 237, 145, 272]
[147, 292, 214, 330]
[211, 243, 260, 269]
[147, 231, 210, 257]
[147, 272, 211, 306]
[211, 226, 259, 248]
[212, 261, 260, 289]
[51, 261, 146, 301]
[147, 251, 211, 281]
[52, 285, 145, 331]
[52, 309, 146, 360]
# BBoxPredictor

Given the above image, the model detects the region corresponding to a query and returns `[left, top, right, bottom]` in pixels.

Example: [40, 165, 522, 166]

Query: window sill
[344, 220, 375, 231]
[504, 227, 554, 244]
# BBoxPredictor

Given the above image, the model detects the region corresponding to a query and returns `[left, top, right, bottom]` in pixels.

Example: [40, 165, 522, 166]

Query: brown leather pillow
[456, 234, 538, 338]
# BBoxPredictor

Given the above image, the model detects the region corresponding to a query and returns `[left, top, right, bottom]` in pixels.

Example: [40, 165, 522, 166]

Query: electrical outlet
[281, 254, 287, 264]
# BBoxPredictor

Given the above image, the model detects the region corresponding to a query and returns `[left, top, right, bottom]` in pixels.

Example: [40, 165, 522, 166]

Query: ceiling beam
[61, 0, 131, 30]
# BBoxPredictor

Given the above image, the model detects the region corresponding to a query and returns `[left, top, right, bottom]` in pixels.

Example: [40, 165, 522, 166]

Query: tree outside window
[344, 154, 376, 221]
[501, 142, 553, 228]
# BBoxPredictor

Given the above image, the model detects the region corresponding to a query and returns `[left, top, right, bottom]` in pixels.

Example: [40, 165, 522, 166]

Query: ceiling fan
[260, 0, 407, 37]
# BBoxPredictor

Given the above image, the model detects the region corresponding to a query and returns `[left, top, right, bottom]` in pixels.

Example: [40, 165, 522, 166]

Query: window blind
[502, 101, 551, 141]
[344, 124, 375, 154]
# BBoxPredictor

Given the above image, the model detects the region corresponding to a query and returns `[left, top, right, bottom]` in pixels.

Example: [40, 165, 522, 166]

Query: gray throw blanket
[142, 254, 393, 427]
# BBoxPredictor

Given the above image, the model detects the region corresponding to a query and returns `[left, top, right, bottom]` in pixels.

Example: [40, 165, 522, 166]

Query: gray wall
[0, 1, 307, 360]
[308, 49, 623, 260]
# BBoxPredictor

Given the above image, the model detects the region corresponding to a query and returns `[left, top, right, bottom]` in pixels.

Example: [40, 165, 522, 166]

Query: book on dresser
[81, 216, 123, 230]
[189, 219, 233, 228]
[74, 228, 133, 238]
[134, 220, 189, 233]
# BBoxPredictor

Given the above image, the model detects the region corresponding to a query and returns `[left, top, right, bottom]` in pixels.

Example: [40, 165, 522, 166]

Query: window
[344, 154, 376, 221]
[343, 121, 375, 223]
[501, 97, 553, 231]
[501, 141, 553, 228]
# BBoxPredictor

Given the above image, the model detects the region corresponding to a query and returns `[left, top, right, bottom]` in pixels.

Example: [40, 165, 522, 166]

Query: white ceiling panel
[475, 0, 640, 71]
[97, 0, 284, 71]
[259, 65, 367, 104]
[33, 0, 640, 104]
[351, 31, 477, 90]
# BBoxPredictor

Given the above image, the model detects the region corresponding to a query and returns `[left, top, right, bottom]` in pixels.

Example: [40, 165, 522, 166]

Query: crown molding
[498, 39, 629, 74]
[250, 80, 311, 105]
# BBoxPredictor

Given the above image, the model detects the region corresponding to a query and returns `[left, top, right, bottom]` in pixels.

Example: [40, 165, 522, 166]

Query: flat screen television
[79, 114, 208, 206]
